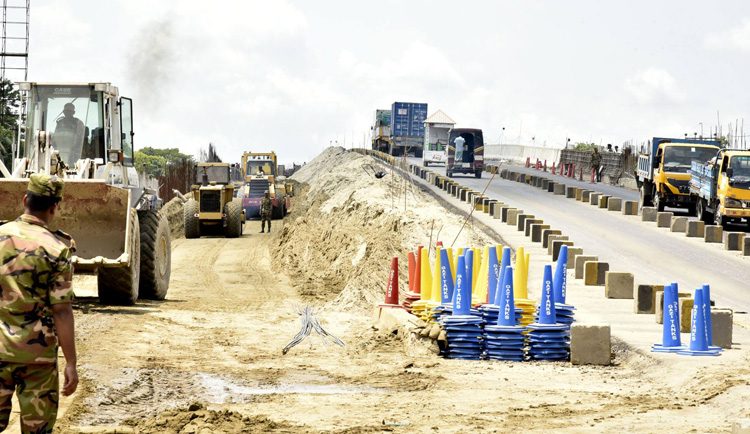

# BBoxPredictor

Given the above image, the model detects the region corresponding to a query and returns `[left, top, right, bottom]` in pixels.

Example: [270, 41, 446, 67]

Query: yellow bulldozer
[183, 162, 244, 238]
[0, 82, 171, 305]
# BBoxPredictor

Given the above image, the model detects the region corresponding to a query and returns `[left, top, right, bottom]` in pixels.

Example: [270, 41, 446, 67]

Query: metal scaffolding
[0, 0, 30, 82]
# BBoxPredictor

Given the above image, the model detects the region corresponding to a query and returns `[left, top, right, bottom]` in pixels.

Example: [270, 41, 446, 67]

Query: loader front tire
[224, 201, 242, 238]
[184, 199, 200, 239]
[138, 210, 171, 300]
[98, 210, 141, 305]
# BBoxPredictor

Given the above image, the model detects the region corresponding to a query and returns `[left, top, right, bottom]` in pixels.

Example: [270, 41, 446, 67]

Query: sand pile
[161, 196, 185, 239]
[274, 147, 494, 310]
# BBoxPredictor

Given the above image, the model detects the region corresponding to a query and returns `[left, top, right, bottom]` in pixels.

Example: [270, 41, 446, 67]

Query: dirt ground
[4, 148, 748, 433]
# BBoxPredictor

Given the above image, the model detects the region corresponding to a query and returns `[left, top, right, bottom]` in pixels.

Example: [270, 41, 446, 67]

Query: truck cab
[445, 128, 484, 178]
[691, 149, 750, 227]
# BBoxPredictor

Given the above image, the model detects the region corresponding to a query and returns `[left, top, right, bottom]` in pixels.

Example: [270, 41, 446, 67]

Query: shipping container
[389, 101, 428, 157]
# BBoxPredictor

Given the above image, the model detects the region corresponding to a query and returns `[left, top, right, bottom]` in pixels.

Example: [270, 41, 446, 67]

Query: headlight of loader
[725, 197, 743, 208]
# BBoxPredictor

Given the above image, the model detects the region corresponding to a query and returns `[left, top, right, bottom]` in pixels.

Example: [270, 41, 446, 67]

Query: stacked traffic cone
[512, 247, 536, 327]
[550, 246, 575, 326]
[651, 283, 683, 353]
[379, 257, 402, 308]
[677, 287, 721, 356]
[402, 247, 422, 312]
[526, 265, 570, 361]
[484, 267, 526, 361]
[702, 284, 719, 350]
[410, 249, 434, 321]
[440, 255, 483, 360]
[472, 246, 491, 305]
[551, 162, 556, 175]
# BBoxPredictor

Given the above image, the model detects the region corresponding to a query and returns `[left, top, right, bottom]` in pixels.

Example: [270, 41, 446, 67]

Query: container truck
[635, 137, 721, 212]
[389, 102, 428, 157]
[690, 149, 750, 227]
[445, 128, 484, 178]
[371, 109, 392, 154]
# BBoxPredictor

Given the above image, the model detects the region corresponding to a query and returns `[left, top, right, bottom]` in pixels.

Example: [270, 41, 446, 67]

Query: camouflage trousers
[260, 214, 272, 232]
[0, 362, 58, 434]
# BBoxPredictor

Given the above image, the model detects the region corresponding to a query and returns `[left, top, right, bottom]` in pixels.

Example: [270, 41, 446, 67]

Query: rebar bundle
[282, 306, 345, 355]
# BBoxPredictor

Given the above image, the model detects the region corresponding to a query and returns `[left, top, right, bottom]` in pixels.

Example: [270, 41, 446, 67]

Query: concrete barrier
[574, 255, 598, 279]
[459, 188, 468, 202]
[530, 223, 550, 242]
[597, 195, 610, 209]
[679, 298, 694, 333]
[481, 198, 492, 213]
[570, 324, 611, 366]
[656, 212, 673, 228]
[541, 179, 550, 190]
[565, 186, 577, 198]
[686, 220, 704, 237]
[711, 309, 733, 349]
[545, 234, 568, 251]
[670, 216, 688, 233]
[490, 202, 506, 219]
[524, 218, 543, 236]
[507, 209, 522, 226]
[581, 190, 592, 202]
[589, 192, 600, 205]
[501, 207, 516, 223]
[547, 182, 556, 193]
[641, 207, 657, 222]
[705, 225, 723, 243]
[634, 284, 662, 314]
[724, 232, 745, 251]
[575, 188, 585, 201]
[541, 229, 563, 248]
[744, 237, 750, 256]
[622, 200, 638, 215]
[517, 214, 535, 231]
[655, 290, 691, 325]
[584, 261, 609, 286]
[553, 183, 566, 195]
[566, 247, 583, 269]
[606, 197, 623, 211]
[552, 240, 574, 260]
[604, 272, 634, 299]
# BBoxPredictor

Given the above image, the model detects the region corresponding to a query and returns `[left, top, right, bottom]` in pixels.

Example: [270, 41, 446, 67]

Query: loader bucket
[0, 179, 131, 272]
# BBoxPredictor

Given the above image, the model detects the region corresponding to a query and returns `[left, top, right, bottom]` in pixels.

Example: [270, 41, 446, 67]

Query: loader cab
[18, 82, 134, 171]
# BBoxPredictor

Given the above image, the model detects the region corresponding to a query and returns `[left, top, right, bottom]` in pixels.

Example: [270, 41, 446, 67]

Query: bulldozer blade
[0, 179, 131, 271]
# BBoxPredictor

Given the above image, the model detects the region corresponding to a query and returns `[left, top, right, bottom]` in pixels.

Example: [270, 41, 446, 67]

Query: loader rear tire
[98, 210, 140, 305]
[138, 210, 171, 300]
[224, 201, 242, 238]
[184, 199, 200, 239]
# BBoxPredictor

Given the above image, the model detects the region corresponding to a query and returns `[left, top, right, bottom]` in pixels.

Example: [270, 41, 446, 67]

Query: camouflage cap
[27, 173, 64, 199]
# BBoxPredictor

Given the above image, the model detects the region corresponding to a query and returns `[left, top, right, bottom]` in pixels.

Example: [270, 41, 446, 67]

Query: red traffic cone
[551, 162, 556, 175]
[525, 157, 530, 168]
[414, 246, 423, 294]
[543, 160, 547, 172]
[380, 256, 402, 308]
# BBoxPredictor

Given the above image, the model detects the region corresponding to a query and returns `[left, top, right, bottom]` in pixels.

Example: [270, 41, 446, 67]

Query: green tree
[574, 142, 597, 151]
[134, 151, 167, 177]
[0, 79, 20, 171]
[139, 147, 192, 165]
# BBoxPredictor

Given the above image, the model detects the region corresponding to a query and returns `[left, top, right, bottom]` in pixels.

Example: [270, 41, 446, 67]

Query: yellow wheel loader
[184, 162, 244, 238]
[0, 82, 171, 305]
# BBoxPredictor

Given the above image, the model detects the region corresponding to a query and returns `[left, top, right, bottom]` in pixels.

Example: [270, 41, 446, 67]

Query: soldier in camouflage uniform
[0, 174, 78, 433]
[260, 190, 273, 233]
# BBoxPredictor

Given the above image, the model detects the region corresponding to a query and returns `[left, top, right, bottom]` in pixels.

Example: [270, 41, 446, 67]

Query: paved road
[408, 158, 750, 317]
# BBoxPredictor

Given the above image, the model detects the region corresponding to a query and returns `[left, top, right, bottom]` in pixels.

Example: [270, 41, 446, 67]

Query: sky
[13, 0, 750, 165]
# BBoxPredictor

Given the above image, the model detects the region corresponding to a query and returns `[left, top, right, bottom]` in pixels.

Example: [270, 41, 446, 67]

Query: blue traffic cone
[553, 245, 568, 304]
[702, 284, 719, 350]
[486, 247, 500, 305]
[526, 265, 569, 360]
[453, 256, 472, 316]
[439, 249, 454, 305]
[441, 254, 482, 359]
[465, 250, 474, 298]
[484, 265, 525, 361]
[651, 284, 683, 352]
[678, 288, 721, 356]
[496, 266, 516, 327]
[538, 265, 556, 324]
[498, 247, 511, 297]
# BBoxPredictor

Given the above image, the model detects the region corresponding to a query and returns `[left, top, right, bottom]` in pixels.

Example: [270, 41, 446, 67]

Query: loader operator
[54, 103, 87, 166]
[0, 174, 78, 433]
[260, 190, 272, 233]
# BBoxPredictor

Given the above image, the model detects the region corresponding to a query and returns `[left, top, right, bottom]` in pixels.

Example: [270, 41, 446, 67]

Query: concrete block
[553, 183, 566, 195]
[679, 298, 694, 333]
[641, 207, 658, 222]
[489, 201, 503, 218]
[501, 206, 514, 222]
[604, 272, 634, 299]
[711, 309, 733, 349]
[541, 229, 563, 248]
[724, 232, 745, 251]
[686, 220, 704, 237]
[541, 179, 549, 189]
[507, 209, 522, 226]
[634, 284, 663, 314]
[656, 212, 673, 228]
[530, 224, 551, 243]
[517, 214, 535, 231]
[704, 225, 723, 243]
[744, 238, 750, 256]
[575, 188, 583, 201]
[518, 174, 526, 183]
[459, 188, 468, 202]
[621, 200, 638, 215]
[566, 247, 583, 270]
[546, 235, 569, 253]
[524, 219, 543, 236]
[547, 182, 556, 193]
[481, 198, 492, 213]
[584, 261, 609, 286]
[581, 190, 592, 202]
[655, 290, 691, 324]
[574, 255, 598, 279]
[670, 216, 688, 233]
[565, 186, 577, 198]
[570, 324, 611, 366]
[589, 192, 600, 205]
[551, 240, 574, 261]
[597, 195, 610, 209]
[607, 197, 623, 212]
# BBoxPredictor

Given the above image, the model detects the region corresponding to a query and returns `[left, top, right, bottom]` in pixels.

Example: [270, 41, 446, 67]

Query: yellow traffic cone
[431, 248, 443, 304]
[473, 245, 490, 305]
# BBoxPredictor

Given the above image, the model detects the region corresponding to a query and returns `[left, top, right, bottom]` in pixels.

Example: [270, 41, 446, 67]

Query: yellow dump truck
[690, 149, 750, 227]
[183, 162, 244, 238]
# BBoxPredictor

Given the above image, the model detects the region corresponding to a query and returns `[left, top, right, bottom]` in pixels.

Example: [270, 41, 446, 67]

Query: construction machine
[0, 82, 171, 304]
[183, 162, 244, 238]
[240, 151, 291, 219]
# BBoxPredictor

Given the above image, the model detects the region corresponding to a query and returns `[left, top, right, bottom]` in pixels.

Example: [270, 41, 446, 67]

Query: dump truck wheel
[184, 199, 200, 239]
[138, 211, 171, 300]
[224, 201, 242, 238]
[98, 210, 140, 305]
